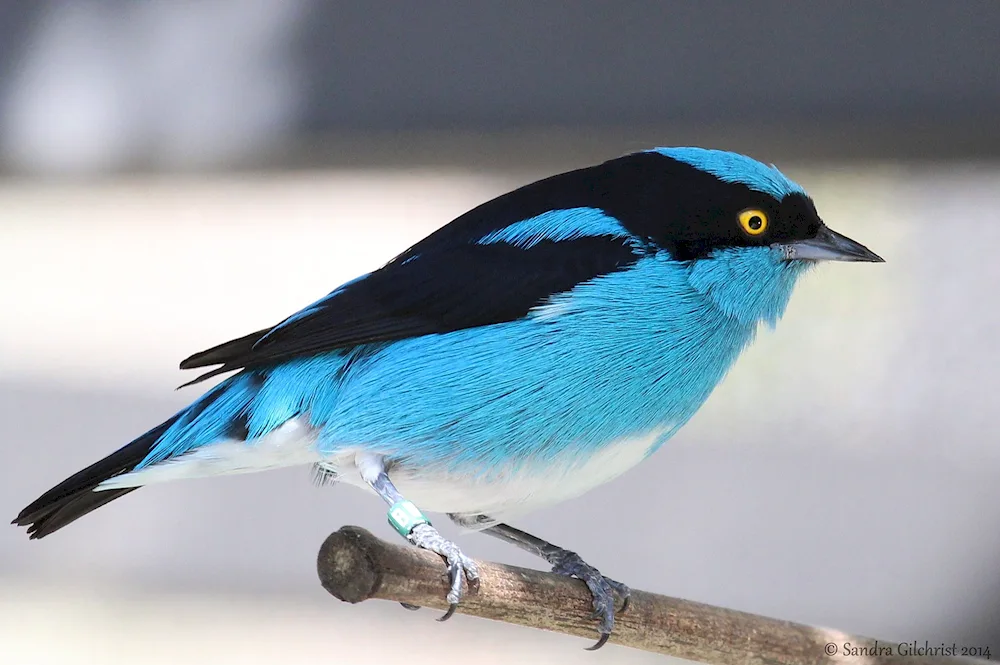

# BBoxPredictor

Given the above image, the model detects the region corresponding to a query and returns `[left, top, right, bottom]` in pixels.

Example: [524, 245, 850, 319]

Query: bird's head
[597, 147, 883, 325]
[625, 147, 883, 265]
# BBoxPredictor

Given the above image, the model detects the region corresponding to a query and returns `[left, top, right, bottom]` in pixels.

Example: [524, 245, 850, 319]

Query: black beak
[778, 225, 884, 263]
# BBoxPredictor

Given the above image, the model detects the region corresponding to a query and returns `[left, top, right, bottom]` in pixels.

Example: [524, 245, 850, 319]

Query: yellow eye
[738, 209, 769, 236]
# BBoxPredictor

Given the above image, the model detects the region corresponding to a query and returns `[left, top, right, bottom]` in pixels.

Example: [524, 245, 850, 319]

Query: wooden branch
[317, 526, 977, 664]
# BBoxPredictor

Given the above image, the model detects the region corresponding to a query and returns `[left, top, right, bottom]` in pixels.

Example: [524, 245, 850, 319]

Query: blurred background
[1, 2, 999, 663]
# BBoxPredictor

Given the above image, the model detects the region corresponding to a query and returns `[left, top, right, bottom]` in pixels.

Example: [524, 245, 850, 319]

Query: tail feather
[14, 367, 299, 539]
[12, 415, 181, 538]
[21, 488, 138, 540]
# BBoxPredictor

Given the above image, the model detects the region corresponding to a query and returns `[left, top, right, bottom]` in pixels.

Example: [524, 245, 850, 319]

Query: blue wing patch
[653, 147, 805, 200]
[477, 207, 638, 249]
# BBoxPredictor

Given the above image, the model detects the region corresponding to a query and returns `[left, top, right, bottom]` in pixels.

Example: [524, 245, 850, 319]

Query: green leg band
[387, 500, 431, 537]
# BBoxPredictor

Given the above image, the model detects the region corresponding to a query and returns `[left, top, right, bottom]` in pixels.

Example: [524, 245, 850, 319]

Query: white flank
[97, 419, 320, 490]
[321, 428, 667, 522]
[98, 417, 664, 524]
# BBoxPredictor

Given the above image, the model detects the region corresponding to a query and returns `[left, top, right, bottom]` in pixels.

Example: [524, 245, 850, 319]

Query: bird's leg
[450, 514, 629, 650]
[356, 454, 479, 620]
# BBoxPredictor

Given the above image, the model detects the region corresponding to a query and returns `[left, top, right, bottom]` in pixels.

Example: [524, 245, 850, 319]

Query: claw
[406, 523, 478, 621]
[586, 633, 611, 651]
[400, 602, 421, 611]
[548, 549, 628, 648]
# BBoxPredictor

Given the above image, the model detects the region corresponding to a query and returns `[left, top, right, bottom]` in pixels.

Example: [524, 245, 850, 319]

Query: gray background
[1, 0, 999, 173]
[0, 3, 998, 663]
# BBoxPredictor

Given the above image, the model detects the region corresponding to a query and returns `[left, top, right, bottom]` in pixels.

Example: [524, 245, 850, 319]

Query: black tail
[12, 415, 181, 539]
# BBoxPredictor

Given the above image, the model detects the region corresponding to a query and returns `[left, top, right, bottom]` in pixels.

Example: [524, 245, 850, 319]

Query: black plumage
[12, 415, 182, 538]
[179, 151, 821, 381]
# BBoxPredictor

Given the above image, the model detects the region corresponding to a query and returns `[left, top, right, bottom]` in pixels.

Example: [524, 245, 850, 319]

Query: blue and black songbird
[14, 147, 882, 648]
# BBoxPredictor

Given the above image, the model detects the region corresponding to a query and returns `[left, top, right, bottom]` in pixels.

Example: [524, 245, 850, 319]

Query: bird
[13, 147, 883, 649]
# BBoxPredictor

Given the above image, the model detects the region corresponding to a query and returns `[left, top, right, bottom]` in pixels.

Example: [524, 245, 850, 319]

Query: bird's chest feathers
[524, 256, 765, 435]
[529, 249, 804, 413]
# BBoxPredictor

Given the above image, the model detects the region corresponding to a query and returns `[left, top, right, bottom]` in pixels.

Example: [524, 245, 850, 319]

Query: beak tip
[840, 248, 886, 264]
[782, 226, 886, 263]
[857, 245, 885, 263]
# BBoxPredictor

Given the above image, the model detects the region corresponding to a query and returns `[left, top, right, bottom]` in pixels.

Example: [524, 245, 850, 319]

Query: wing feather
[179, 236, 642, 384]
[179, 159, 657, 382]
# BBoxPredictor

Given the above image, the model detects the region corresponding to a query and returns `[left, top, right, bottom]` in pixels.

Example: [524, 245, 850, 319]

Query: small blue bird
[14, 147, 882, 648]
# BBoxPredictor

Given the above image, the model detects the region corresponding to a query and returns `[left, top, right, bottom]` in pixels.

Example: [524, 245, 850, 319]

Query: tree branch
[317, 526, 976, 664]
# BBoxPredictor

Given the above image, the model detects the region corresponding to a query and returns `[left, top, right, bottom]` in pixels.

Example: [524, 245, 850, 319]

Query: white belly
[326, 428, 665, 522]
[100, 417, 662, 522]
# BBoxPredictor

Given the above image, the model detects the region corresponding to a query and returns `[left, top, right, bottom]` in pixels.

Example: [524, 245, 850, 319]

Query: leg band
[387, 500, 431, 537]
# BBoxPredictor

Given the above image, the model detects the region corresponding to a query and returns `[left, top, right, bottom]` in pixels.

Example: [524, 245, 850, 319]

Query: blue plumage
[653, 147, 806, 200]
[476, 207, 637, 249]
[15, 146, 882, 645]
[128, 242, 809, 478]
[135, 376, 257, 468]
[318, 251, 806, 469]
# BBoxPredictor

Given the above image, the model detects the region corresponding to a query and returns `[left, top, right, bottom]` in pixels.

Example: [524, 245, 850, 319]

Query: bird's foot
[548, 549, 630, 650]
[407, 522, 480, 621]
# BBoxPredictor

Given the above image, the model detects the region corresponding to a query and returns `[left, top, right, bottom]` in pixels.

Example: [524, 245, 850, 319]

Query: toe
[444, 559, 464, 607]
[460, 554, 480, 592]
[604, 577, 632, 614]
[461, 554, 480, 580]
[579, 574, 616, 634]
[544, 548, 627, 647]
[413, 528, 479, 618]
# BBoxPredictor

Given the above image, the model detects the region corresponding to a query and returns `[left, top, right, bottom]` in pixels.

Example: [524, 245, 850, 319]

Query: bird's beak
[778, 225, 884, 262]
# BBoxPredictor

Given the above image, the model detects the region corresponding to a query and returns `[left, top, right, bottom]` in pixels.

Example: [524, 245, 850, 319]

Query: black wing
[180, 236, 642, 383]
[178, 153, 678, 383]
